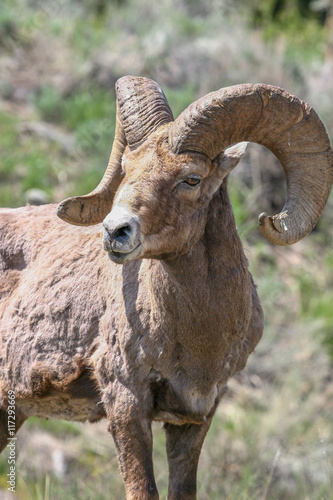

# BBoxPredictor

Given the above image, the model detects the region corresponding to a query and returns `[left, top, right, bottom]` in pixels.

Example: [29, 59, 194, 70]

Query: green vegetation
[0, 0, 332, 498]
[0, 111, 63, 206]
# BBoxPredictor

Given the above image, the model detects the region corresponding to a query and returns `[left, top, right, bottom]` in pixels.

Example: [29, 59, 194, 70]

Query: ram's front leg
[105, 388, 158, 500]
[165, 416, 214, 500]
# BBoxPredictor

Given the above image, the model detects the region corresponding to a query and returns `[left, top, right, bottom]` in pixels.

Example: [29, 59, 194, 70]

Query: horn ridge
[116, 76, 174, 151]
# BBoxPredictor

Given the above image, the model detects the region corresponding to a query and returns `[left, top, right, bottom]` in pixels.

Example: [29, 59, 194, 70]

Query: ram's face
[102, 126, 221, 264]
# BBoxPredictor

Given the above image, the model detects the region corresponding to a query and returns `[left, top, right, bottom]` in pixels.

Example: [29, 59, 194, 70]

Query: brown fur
[0, 127, 263, 498]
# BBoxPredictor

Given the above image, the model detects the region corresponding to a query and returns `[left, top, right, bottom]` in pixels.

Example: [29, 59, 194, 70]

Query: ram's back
[0, 204, 109, 419]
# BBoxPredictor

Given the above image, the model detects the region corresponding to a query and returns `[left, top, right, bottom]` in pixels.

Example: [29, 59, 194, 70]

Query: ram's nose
[103, 207, 141, 256]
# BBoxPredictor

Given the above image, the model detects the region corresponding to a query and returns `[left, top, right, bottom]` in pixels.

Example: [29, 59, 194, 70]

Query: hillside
[0, 1, 332, 498]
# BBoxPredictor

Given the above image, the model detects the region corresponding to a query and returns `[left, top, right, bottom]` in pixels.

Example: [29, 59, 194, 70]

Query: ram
[0, 76, 332, 499]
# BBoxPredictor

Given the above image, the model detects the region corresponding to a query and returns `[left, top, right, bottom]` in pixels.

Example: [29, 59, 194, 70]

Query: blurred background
[0, 0, 333, 498]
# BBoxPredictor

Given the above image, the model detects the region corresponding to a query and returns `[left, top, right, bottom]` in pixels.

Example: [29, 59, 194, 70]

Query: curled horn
[57, 76, 174, 226]
[169, 84, 333, 245]
[116, 75, 174, 151]
[57, 102, 126, 226]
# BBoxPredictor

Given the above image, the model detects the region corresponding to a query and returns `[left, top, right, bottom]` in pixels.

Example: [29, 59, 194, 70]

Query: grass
[0, 110, 63, 206]
[33, 86, 115, 132]
[0, 85, 116, 206]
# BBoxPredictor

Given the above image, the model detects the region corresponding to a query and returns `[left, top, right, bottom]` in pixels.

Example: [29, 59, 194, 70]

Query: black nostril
[103, 213, 140, 253]
[113, 224, 131, 243]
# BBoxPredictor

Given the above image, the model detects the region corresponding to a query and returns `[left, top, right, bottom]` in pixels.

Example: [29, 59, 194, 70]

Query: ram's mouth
[107, 244, 142, 264]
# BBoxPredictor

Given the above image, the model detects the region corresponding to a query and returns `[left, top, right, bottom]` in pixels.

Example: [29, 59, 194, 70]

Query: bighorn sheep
[1, 76, 332, 499]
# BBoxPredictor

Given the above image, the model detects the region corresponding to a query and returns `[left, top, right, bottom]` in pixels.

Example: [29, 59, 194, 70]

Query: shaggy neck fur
[97, 182, 260, 427]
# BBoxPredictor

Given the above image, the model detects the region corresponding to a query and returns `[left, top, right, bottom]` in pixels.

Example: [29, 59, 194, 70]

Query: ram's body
[0, 190, 262, 421]
[0, 76, 332, 500]
[0, 205, 107, 425]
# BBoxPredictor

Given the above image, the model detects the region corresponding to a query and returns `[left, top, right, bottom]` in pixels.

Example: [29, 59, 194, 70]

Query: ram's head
[58, 76, 333, 263]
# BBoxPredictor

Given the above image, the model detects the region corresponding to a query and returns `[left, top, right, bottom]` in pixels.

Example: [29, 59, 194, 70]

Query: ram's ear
[214, 142, 248, 176]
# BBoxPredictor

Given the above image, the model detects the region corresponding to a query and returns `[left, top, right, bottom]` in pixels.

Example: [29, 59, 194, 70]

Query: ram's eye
[183, 176, 201, 187]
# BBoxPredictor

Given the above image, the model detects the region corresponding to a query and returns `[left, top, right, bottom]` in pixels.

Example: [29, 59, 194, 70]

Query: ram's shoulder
[0, 204, 106, 284]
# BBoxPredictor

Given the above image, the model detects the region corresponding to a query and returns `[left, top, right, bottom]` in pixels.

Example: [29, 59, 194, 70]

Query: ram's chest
[148, 331, 246, 425]
[105, 305, 247, 425]
[98, 258, 253, 424]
